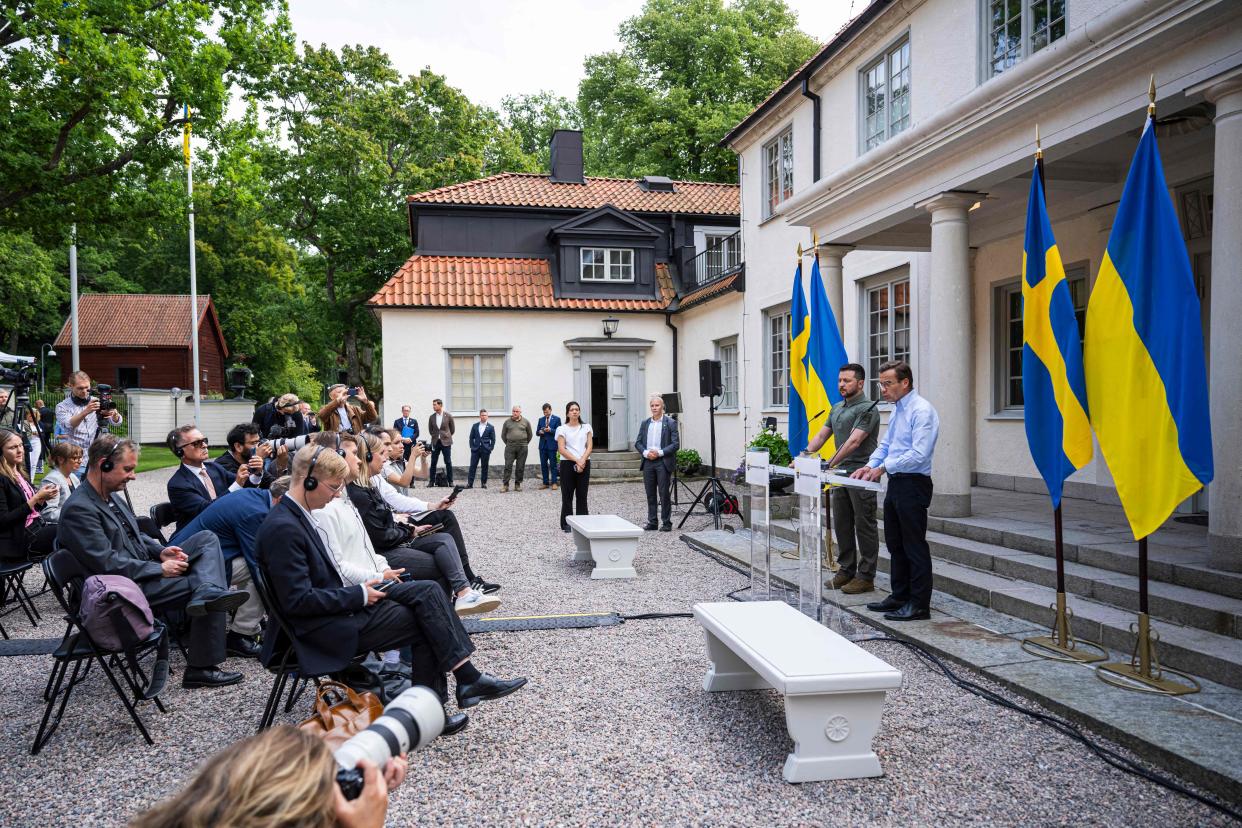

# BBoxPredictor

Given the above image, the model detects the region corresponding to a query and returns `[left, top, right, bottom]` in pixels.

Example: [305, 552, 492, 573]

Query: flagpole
[185, 105, 202, 424]
[69, 223, 79, 372]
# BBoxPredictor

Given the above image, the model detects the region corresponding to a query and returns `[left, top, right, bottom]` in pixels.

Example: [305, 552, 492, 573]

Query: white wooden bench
[566, 515, 641, 579]
[692, 600, 902, 783]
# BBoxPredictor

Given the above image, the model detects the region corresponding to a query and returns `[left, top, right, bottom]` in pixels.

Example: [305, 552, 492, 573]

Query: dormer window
[581, 248, 634, 282]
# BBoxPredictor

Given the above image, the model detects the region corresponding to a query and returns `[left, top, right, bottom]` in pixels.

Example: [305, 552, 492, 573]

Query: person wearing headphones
[166, 425, 239, 533]
[57, 436, 247, 688]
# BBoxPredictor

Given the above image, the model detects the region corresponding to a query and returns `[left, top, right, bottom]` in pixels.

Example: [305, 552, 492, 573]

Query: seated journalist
[214, 422, 280, 490]
[57, 436, 248, 688]
[166, 425, 239, 532]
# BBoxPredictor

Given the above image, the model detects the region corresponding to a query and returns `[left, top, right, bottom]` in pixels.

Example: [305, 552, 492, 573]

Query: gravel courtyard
[0, 469, 1233, 827]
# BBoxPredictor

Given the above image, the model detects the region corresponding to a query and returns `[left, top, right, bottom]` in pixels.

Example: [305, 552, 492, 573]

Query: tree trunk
[344, 326, 360, 384]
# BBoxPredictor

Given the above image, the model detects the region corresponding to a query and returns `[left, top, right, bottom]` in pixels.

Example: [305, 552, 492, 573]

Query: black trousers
[139, 530, 230, 668]
[883, 474, 934, 609]
[559, 459, 590, 529]
[354, 580, 475, 701]
[383, 547, 449, 596]
[642, 462, 672, 524]
[429, 443, 453, 484]
[468, 450, 490, 486]
[411, 509, 476, 582]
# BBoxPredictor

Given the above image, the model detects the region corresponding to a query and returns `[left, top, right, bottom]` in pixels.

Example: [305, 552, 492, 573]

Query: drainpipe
[801, 77, 822, 182]
[664, 313, 679, 392]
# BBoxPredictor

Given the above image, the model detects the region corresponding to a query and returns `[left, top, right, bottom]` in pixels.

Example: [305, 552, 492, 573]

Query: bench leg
[702, 630, 768, 692]
[569, 531, 593, 563]
[589, 538, 637, 579]
[782, 690, 887, 783]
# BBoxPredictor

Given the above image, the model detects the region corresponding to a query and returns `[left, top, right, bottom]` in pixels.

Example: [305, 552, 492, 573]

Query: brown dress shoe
[501, 484, 509, 492]
[826, 571, 852, 590]
[842, 578, 875, 595]
[551, 483, 558, 490]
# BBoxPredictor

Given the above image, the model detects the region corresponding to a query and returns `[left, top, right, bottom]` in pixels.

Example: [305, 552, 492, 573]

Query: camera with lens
[334, 686, 445, 800]
[92, 384, 117, 414]
[0, 352, 36, 386]
[262, 425, 312, 455]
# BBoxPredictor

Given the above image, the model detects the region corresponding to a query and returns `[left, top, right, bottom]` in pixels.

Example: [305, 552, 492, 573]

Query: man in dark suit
[57, 436, 247, 688]
[536, 403, 561, 490]
[393, 405, 419, 460]
[426, 398, 455, 486]
[635, 395, 680, 532]
[467, 409, 495, 488]
[213, 422, 277, 490]
[255, 444, 525, 720]
[166, 425, 238, 533]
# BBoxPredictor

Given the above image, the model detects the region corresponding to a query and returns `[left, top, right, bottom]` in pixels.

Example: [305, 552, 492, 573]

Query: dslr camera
[334, 686, 445, 800]
[92, 384, 118, 414]
[262, 425, 312, 455]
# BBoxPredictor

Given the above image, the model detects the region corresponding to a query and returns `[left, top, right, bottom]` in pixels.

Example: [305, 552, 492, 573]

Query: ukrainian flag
[807, 257, 849, 459]
[1084, 119, 1213, 539]
[1022, 161, 1092, 507]
[788, 263, 810, 454]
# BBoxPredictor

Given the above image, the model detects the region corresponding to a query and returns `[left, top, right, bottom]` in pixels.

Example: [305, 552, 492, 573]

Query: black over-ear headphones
[167, 431, 185, 458]
[100, 440, 123, 473]
[303, 445, 327, 491]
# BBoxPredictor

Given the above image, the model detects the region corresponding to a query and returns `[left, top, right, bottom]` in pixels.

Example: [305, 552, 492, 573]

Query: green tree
[578, 0, 818, 181]
[498, 91, 582, 172]
[0, 228, 62, 352]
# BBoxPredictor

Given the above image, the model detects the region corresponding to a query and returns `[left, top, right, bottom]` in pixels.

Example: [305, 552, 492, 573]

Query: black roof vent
[639, 175, 676, 193]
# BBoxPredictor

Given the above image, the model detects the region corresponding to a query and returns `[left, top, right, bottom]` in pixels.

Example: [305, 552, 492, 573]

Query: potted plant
[737, 428, 796, 525]
[676, 448, 702, 476]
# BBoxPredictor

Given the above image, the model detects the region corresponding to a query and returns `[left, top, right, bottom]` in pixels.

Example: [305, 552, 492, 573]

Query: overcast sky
[285, 0, 858, 108]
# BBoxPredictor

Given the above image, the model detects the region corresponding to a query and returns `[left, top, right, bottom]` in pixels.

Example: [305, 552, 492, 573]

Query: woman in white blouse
[28, 441, 83, 556]
[555, 401, 593, 532]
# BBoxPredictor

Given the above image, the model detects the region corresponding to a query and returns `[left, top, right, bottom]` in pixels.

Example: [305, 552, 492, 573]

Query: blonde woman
[0, 428, 56, 562]
[129, 725, 406, 828]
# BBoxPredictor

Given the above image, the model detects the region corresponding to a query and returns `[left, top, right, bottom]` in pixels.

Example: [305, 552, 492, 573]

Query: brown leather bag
[298, 680, 384, 751]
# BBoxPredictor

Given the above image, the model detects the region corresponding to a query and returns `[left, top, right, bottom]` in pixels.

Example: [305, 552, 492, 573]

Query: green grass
[134, 445, 182, 474]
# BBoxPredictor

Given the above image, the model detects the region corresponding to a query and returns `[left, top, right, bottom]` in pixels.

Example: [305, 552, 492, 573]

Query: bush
[675, 448, 701, 470]
[747, 429, 791, 467]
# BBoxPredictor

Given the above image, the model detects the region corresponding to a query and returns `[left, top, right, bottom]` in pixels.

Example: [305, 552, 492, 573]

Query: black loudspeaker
[661, 392, 682, 415]
[698, 359, 722, 398]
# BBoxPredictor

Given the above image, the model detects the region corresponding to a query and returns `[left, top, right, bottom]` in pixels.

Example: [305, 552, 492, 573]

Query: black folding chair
[31, 550, 168, 754]
[0, 558, 41, 636]
[143, 502, 177, 546]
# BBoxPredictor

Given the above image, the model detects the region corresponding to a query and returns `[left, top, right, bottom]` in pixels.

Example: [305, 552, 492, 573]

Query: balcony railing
[690, 231, 743, 287]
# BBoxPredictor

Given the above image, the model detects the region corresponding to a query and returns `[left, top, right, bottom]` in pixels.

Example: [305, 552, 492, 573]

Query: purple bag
[79, 574, 168, 699]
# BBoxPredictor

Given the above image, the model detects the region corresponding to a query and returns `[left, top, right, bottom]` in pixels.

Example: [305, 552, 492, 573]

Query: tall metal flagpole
[69, 223, 80, 371]
[185, 105, 201, 424]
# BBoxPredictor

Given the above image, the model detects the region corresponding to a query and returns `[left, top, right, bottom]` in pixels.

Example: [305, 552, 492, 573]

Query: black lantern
[602, 316, 620, 338]
[226, 365, 252, 399]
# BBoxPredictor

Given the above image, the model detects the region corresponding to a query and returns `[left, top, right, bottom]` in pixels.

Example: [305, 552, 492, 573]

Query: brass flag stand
[1021, 506, 1107, 663]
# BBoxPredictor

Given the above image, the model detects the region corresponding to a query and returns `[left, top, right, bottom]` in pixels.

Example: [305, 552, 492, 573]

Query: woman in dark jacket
[0, 428, 57, 562]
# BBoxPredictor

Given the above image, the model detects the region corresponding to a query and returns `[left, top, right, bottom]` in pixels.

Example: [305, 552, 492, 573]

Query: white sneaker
[455, 589, 501, 616]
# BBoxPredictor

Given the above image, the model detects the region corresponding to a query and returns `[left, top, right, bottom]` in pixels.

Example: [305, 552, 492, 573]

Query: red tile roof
[369, 256, 677, 311]
[53, 294, 226, 351]
[678, 271, 744, 310]
[408, 173, 738, 216]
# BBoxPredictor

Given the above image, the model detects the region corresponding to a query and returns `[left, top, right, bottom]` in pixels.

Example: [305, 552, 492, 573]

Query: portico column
[1192, 72, 1242, 570]
[817, 244, 853, 332]
[918, 192, 980, 517]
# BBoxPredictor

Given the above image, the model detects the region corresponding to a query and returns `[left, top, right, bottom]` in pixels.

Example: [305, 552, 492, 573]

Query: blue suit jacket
[470, 422, 495, 453]
[536, 414, 561, 450]
[635, 416, 679, 471]
[167, 461, 235, 533]
[170, 487, 272, 568]
[393, 416, 419, 441]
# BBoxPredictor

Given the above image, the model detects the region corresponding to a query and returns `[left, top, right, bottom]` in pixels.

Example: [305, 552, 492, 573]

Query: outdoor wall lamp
[602, 316, 620, 338]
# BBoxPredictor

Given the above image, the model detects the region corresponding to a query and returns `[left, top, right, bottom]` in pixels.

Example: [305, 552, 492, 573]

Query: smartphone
[450, 484, 464, 499]
[398, 572, 415, 582]
[374, 579, 397, 592]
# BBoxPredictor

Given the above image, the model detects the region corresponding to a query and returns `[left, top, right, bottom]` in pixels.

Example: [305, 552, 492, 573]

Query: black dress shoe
[644, 522, 658, 531]
[182, 666, 244, 689]
[884, 602, 931, 622]
[866, 597, 905, 613]
[561, 525, 571, 533]
[443, 711, 469, 736]
[456, 673, 528, 709]
[187, 588, 249, 617]
[660, 523, 673, 532]
[471, 577, 501, 595]
[226, 632, 261, 658]
[466, 484, 474, 489]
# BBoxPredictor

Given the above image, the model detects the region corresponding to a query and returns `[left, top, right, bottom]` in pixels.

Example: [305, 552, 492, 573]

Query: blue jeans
[539, 446, 559, 484]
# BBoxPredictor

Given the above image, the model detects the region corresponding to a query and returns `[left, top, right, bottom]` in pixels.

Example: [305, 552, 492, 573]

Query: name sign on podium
[745, 450, 769, 485]
[793, 455, 821, 497]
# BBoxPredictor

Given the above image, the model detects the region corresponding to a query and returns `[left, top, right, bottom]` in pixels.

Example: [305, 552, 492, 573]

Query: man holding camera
[55, 371, 123, 471]
[214, 422, 278, 489]
[318, 384, 378, 435]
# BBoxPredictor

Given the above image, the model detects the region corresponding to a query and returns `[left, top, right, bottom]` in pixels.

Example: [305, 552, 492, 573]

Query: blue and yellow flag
[1022, 161, 1092, 507]
[806, 257, 849, 459]
[183, 104, 192, 167]
[1084, 119, 1213, 539]
[788, 263, 810, 454]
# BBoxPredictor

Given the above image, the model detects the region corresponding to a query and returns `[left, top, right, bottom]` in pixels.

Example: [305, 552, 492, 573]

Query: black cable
[859, 635, 1241, 822]
[621, 612, 693, 621]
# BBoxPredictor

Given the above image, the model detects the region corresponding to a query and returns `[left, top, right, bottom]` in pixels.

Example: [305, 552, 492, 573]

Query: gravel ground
[0, 468, 1234, 827]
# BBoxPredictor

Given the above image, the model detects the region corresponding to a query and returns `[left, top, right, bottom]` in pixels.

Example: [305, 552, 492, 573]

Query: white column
[818, 244, 852, 333]
[918, 192, 979, 517]
[1194, 74, 1242, 569]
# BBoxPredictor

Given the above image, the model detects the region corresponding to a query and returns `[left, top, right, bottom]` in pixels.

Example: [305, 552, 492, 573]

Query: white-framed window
[580, 248, 634, 282]
[446, 350, 508, 413]
[994, 265, 1087, 410]
[716, 337, 739, 411]
[765, 306, 792, 408]
[704, 233, 742, 280]
[861, 35, 911, 153]
[985, 0, 1067, 79]
[763, 128, 794, 219]
[864, 275, 911, 399]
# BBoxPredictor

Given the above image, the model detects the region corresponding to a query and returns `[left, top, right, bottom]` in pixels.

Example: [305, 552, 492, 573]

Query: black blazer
[347, 483, 410, 552]
[213, 450, 274, 490]
[635, 416, 679, 471]
[255, 497, 366, 676]
[167, 462, 234, 533]
[0, 475, 37, 562]
[393, 416, 419, 442]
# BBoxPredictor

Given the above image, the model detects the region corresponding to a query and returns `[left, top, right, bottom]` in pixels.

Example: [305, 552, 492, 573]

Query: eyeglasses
[179, 438, 210, 450]
[323, 481, 344, 494]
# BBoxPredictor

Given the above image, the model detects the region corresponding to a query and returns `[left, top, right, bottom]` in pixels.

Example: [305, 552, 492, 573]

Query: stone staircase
[762, 501, 1242, 691]
[589, 450, 643, 483]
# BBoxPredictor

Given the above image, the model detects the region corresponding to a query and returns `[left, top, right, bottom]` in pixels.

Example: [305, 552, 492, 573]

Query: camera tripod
[677, 389, 736, 531]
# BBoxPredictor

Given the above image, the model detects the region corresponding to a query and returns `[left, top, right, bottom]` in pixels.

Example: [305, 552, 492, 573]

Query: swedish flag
[1022, 161, 1092, 507]
[806, 257, 849, 459]
[788, 263, 810, 454]
[1084, 119, 1213, 539]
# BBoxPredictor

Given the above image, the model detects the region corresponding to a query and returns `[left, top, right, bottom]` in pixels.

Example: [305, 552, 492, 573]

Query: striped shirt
[55, 396, 124, 453]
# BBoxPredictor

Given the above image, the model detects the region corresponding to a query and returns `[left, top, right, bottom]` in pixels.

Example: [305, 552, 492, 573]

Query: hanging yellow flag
[183, 105, 192, 167]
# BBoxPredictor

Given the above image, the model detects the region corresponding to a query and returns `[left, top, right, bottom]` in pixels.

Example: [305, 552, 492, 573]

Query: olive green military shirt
[828, 394, 880, 471]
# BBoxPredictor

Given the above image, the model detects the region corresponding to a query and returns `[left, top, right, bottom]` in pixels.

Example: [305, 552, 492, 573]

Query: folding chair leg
[284, 675, 312, 713]
[96, 656, 154, 746]
[257, 670, 289, 732]
[32, 658, 82, 754]
[13, 573, 41, 623]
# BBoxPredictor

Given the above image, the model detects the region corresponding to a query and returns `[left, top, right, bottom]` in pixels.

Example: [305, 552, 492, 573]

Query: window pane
[888, 41, 911, 135]
[720, 342, 738, 409]
[769, 313, 789, 406]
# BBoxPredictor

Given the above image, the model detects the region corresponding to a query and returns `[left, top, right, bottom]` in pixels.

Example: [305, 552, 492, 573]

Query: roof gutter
[800, 78, 822, 182]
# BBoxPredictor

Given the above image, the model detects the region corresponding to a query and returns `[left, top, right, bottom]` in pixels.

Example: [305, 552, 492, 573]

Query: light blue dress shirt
[867, 389, 940, 476]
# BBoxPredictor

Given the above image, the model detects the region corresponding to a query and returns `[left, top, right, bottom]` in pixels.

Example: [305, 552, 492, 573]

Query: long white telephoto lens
[334, 686, 445, 799]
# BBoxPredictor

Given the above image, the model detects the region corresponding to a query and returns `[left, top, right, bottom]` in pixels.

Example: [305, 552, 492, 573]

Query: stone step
[875, 551, 1242, 690]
